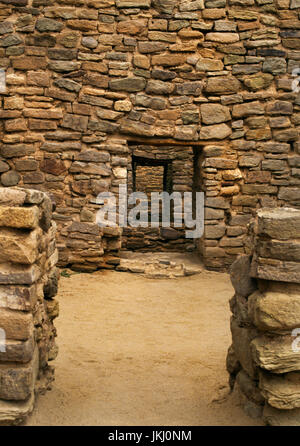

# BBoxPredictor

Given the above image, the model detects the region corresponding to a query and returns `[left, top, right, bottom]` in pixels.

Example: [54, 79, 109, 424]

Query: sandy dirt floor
[26, 269, 262, 426]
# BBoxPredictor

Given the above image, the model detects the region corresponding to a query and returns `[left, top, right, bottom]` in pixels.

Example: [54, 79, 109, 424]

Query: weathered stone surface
[120, 120, 155, 137]
[263, 403, 300, 426]
[116, 0, 150, 7]
[233, 101, 264, 118]
[251, 257, 300, 284]
[256, 208, 300, 241]
[260, 371, 300, 410]
[146, 80, 174, 95]
[109, 77, 146, 92]
[0, 308, 33, 341]
[205, 77, 241, 94]
[231, 317, 258, 378]
[200, 123, 232, 140]
[0, 346, 38, 401]
[196, 58, 223, 71]
[0, 393, 35, 424]
[61, 114, 88, 132]
[0, 284, 38, 311]
[201, 104, 231, 124]
[152, 0, 177, 14]
[230, 255, 257, 298]
[236, 369, 264, 405]
[138, 41, 167, 54]
[257, 239, 300, 263]
[0, 207, 39, 229]
[1, 171, 20, 187]
[0, 228, 41, 265]
[206, 33, 240, 43]
[249, 289, 300, 333]
[36, 19, 64, 32]
[0, 264, 41, 285]
[0, 189, 26, 207]
[251, 335, 300, 374]
[0, 22, 14, 35]
[244, 73, 273, 91]
[205, 223, 226, 239]
[0, 337, 35, 363]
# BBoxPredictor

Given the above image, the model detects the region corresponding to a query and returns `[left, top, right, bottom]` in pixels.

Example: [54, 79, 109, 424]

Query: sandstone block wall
[0, 0, 299, 270]
[227, 207, 300, 425]
[0, 187, 59, 425]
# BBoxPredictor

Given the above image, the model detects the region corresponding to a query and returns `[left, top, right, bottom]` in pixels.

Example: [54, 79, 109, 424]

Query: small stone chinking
[0, 187, 59, 425]
[227, 207, 300, 425]
[0, 0, 299, 272]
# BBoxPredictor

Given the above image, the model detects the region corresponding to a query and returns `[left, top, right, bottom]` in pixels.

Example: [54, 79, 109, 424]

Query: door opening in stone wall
[122, 143, 203, 254]
[132, 156, 173, 197]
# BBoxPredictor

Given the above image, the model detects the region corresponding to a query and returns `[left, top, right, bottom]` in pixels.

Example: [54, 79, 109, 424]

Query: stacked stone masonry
[0, 187, 59, 425]
[227, 207, 300, 425]
[0, 0, 299, 270]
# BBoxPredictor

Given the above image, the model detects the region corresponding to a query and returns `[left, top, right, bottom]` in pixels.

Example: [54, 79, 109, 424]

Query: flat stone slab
[251, 256, 300, 283]
[256, 207, 300, 241]
[0, 392, 35, 425]
[117, 252, 203, 278]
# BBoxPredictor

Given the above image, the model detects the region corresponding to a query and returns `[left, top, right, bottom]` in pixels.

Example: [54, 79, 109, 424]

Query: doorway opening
[122, 143, 202, 253]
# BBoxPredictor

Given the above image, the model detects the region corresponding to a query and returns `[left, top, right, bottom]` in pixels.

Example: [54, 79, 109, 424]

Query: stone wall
[227, 207, 300, 425]
[135, 164, 165, 196]
[0, 0, 299, 270]
[0, 187, 59, 425]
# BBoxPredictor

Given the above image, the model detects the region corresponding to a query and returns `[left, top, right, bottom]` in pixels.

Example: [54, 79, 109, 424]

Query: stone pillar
[227, 207, 300, 425]
[0, 187, 59, 425]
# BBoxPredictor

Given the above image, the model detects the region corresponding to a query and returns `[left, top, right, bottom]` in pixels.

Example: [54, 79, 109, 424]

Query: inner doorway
[122, 143, 201, 252]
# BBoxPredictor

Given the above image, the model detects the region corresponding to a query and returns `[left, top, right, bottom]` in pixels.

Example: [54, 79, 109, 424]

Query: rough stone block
[0, 228, 40, 265]
[249, 289, 300, 333]
[251, 335, 300, 374]
[0, 393, 35, 425]
[260, 371, 300, 410]
[0, 308, 33, 341]
[231, 316, 258, 378]
[0, 284, 38, 311]
[251, 256, 300, 283]
[263, 403, 300, 426]
[0, 264, 41, 285]
[0, 206, 39, 229]
[256, 208, 300, 241]
[0, 346, 38, 401]
[230, 255, 257, 298]
[0, 336, 34, 363]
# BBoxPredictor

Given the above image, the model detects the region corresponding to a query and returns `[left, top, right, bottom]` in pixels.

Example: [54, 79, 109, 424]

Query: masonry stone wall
[0, 0, 299, 271]
[135, 165, 164, 196]
[0, 187, 59, 425]
[227, 207, 300, 425]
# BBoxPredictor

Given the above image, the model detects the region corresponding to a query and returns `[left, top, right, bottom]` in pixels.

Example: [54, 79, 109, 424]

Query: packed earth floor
[26, 267, 261, 426]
